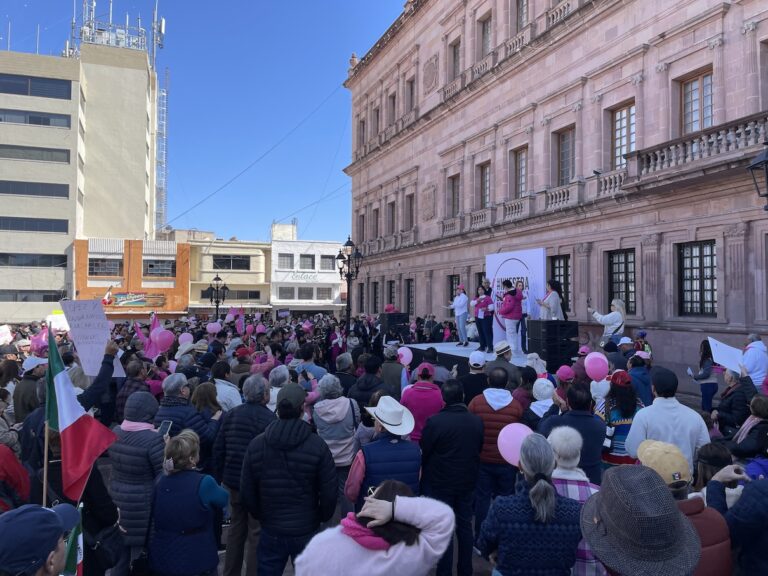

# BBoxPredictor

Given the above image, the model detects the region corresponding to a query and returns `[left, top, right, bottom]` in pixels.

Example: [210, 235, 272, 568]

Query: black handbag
[83, 522, 124, 569]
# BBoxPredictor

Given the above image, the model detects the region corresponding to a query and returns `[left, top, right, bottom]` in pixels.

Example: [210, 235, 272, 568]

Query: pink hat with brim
[634, 351, 651, 360]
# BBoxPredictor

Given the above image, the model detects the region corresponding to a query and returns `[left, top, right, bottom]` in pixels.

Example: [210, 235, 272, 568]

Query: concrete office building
[270, 222, 344, 316]
[0, 8, 161, 321]
[345, 0, 768, 382]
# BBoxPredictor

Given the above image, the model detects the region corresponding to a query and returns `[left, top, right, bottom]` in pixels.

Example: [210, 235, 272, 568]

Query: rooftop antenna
[6, 21, 10, 51]
[109, 0, 113, 25]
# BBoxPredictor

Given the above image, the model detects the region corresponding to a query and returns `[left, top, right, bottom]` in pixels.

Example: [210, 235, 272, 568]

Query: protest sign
[707, 337, 742, 373]
[0, 325, 12, 345]
[62, 300, 125, 377]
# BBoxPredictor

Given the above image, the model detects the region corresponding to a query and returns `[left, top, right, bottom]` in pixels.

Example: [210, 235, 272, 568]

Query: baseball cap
[22, 356, 48, 373]
[277, 382, 307, 410]
[555, 365, 575, 383]
[577, 345, 591, 356]
[0, 503, 80, 574]
[637, 440, 692, 485]
[494, 341, 511, 356]
[0, 344, 18, 356]
[618, 337, 633, 346]
[235, 347, 251, 359]
[468, 351, 486, 369]
[415, 362, 435, 379]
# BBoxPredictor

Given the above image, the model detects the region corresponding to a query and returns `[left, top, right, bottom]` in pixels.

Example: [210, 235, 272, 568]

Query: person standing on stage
[446, 284, 470, 347]
[498, 280, 524, 356]
[537, 279, 567, 321]
[471, 286, 494, 354]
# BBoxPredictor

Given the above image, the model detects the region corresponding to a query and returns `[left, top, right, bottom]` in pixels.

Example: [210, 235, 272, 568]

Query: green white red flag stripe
[63, 505, 83, 576]
[45, 328, 116, 501]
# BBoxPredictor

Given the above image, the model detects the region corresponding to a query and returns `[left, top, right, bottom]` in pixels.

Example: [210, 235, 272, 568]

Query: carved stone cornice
[641, 233, 661, 248]
[708, 36, 724, 50]
[572, 101, 583, 112]
[725, 222, 748, 240]
[576, 242, 592, 256]
[591, 94, 602, 104]
[630, 73, 644, 86]
[742, 21, 758, 35]
[655, 62, 669, 73]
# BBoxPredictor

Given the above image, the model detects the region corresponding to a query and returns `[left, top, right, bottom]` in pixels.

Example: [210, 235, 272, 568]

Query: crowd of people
[0, 290, 767, 576]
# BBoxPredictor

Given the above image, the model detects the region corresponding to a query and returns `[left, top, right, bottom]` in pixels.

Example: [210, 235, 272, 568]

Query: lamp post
[337, 236, 363, 335]
[209, 274, 229, 321]
[748, 142, 768, 211]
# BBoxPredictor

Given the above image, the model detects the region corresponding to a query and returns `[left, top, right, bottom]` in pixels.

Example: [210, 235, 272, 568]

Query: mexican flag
[63, 505, 83, 576]
[45, 329, 116, 501]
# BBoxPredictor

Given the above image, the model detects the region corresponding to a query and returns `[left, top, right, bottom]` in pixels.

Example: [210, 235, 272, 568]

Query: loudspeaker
[528, 339, 579, 373]
[380, 312, 409, 332]
[527, 320, 579, 341]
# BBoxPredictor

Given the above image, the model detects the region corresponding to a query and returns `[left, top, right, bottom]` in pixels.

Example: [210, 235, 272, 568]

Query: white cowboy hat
[365, 396, 415, 436]
[174, 342, 195, 360]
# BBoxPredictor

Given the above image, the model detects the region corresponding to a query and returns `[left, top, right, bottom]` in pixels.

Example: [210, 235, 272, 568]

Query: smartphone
[157, 420, 173, 437]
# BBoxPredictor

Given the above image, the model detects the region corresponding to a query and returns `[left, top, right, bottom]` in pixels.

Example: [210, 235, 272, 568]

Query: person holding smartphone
[109, 392, 166, 575]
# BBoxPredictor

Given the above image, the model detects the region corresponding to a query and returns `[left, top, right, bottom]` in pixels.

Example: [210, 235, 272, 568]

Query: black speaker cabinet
[527, 320, 579, 341]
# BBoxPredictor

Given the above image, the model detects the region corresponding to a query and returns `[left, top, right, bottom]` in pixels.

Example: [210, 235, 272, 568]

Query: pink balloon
[256, 324, 267, 334]
[206, 322, 221, 335]
[150, 326, 165, 343]
[245, 324, 254, 336]
[497, 423, 533, 467]
[398, 347, 413, 367]
[178, 333, 194, 345]
[225, 314, 234, 323]
[585, 352, 610, 382]
[156, 329, 175, 353]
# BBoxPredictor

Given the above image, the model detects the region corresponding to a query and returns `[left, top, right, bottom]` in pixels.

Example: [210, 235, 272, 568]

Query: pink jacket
[472, 295, 494, 319]
[401, 381, 444, 442]
[294, 496, 455, 576]
[498, 290, 523, 320]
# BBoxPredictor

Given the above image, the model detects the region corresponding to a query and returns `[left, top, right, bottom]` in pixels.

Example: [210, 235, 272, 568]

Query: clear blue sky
[3, 0, 404, 242]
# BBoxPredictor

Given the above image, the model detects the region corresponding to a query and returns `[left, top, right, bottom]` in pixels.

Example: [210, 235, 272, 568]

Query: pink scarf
[733, 415, 764, 444]
[120, 421, 157, 432]
[340, 513, 390, 551]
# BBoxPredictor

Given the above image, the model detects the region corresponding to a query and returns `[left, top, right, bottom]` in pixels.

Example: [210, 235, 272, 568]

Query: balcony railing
[597, 169, 627, 197]
[547, 0, 576, 29]
[367, 135, 381, 152]
[383, 234, 397, 251]
[470, 51, 497, 83]
[441, 216, 462, 237]
[442, 73, 465, 101]
[538, 181, 583, 212]
[633, 113, 768, 177]
[504, 24, 532, 57]
[380, 123, 398, 145]
[468, 207, 495, 230]
[500, 195, 535, 222]
[400, 107, 418, 130]
[399, 227, 417, 248]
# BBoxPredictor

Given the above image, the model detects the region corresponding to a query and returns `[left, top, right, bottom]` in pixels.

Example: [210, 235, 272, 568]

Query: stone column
[725, 222, 748, 327]
[576, 242, 592, 321]
[742, 22, 760, 115]
[589, 94, 603, 171]
[540, 117, 552, 189]
[425, 269, 434, 316]
[655, 63, 670, 140]
[631, 73, 645, 151]
[640, 233, 661, 323]
[464, 153, 475, 216]
[396, 273, 403, 311]
[573, 101, 584, 182]
[709, 36, 726, 126]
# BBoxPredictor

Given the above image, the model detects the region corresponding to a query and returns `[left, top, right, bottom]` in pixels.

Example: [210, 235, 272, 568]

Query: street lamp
[209, 274, 229, 321]
[337, 236, 363, 335]
[747, 142, 768, 212]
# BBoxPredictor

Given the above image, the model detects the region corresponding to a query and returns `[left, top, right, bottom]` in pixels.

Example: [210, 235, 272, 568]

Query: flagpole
[42, 421, 50, 507]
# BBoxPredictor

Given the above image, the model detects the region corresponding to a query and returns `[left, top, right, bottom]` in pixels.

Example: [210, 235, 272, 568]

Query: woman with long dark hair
[691, 339, 720, 412]
[595, 370, 643, 467]
[294, 479, 454, 575]
[537, 279, 567, 321]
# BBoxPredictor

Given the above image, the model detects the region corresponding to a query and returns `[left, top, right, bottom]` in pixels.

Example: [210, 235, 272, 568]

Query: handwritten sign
[707, 337, 742, 373]
[0, 325, 11, 346]
[62, 300, 125, 377]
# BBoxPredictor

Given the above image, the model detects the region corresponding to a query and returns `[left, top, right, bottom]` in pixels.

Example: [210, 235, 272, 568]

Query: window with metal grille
[479, 16, 492, 58]
[516, 0, 528, 31]
[372, 282, 381, 313]
[277, 253, 294, 269]
[386, 202, 396, 235]
[143, 259, 176, 277]
[557, 128, 575, 187]
[612, 103, 636, 169]
[320, 255, 336, 271]
[213, 255, 250, 270]
[405, 279, 415, 317]
[0, 289, 66, 302]
[448, 174, 461, 217]
[509, 147, 527, 198]
[299, 255, 315, 270]
[88, 258, 123, 277]
[0, 73, 71, 99]
[447, 275, 460, 317]
[479, 163, 491, 208]
[678, 241, 717, 316]
[298, 287, 314, 300]
[278, 287, 295, 300]
[608, 249, 636, 314]
[682, 72, 713, 135]
[549, 255, 571, 312]
[475, 272, 486, 293]
[0, 144, 69, 163]
[387, 281, 396, 308]
[0, 253, 67, 268]
[317, 287, 333, 300]
[0, 180, 68, 198]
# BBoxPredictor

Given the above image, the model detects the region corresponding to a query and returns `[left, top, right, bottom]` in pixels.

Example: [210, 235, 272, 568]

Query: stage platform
[406, 342, 528, 378]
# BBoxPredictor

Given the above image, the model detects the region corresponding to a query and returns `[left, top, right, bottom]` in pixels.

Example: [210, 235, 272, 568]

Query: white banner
[486, 248, 547, 344]
[61, 300, 125, 377]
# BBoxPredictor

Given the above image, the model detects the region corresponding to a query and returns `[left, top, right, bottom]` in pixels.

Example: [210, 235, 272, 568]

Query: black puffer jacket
[214, 402, 276, 490]
[716, 376, 757, 430]
[240, 418, 336, 537]
[348, 374, 396, 411]
[154, 396, 220, 447]
[108, 427, 164, 546]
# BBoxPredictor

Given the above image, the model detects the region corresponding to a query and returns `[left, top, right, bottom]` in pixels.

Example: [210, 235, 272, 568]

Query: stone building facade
[344, 0, 768, 381]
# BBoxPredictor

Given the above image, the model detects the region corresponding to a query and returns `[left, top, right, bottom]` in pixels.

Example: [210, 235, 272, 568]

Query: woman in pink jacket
[472, 286, 494, 354]
[497, 279, 524, 356]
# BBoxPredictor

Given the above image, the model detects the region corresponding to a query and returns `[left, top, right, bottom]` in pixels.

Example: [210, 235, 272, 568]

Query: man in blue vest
[344, 395, 421, 510]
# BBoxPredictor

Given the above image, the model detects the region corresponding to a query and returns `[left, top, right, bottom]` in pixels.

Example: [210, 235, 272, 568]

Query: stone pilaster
[655, 62, 670, 140]
[742, 22, 759, 115]
[576, 242, 592, 319]
[708, 36, 726, 125]
[641, 233, 661, 322]
[424, 269, 434, 317]
[631, 73, 645, 150]
[725, 222, 748, 326]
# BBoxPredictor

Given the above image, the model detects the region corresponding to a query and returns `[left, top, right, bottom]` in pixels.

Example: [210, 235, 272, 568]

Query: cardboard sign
[0, 325, 12, 345]
[62, 300, 125, 377]
[707, 337, 742, 373]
